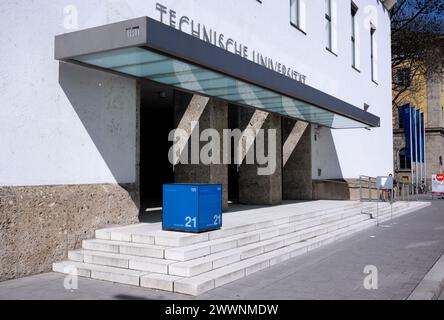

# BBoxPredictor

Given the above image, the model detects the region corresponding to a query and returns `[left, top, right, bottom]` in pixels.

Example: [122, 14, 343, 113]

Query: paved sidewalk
[1, 200, 444, 300]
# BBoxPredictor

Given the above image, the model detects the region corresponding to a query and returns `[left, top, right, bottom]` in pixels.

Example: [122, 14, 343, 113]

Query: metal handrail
[358, 175, 377, 202]
[312, 179, 349, 185]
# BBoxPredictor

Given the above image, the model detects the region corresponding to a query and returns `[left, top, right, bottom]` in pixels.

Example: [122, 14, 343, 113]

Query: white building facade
[0, 0, 394, 280]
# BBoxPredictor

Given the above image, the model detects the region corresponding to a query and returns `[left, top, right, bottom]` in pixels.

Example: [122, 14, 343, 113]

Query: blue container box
[163, 184, 223, 233]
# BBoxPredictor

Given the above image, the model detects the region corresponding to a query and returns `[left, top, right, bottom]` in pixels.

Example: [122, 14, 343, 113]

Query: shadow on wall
[312, 127, 350, 200]
[58, 62, 139, 207]
[58, 62, 138, 184]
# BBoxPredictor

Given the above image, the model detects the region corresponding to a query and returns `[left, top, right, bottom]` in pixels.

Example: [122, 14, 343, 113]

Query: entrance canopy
[55, 17, 380, 129]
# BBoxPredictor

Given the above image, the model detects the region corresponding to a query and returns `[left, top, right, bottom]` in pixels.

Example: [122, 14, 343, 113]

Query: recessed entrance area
[139, 81, 175, 212]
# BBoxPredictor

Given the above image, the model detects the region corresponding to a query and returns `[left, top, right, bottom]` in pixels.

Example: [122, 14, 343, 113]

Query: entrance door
[139, 82, 175, 213]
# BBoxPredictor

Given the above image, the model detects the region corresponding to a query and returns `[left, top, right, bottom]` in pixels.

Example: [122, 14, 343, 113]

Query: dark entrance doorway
[139, 82, 175, 213]
[228, 104, 240, 204]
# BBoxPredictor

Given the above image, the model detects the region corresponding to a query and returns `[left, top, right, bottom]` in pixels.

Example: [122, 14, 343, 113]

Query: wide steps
[164, 205, 369, 261]
[68, 250, 176, 273]
[95, 202, 364, 247]
[52, 201, 431, 296]
[174, 218, 378, 295]
[68, 211, 372, 279]
[85, 203, 369, 261]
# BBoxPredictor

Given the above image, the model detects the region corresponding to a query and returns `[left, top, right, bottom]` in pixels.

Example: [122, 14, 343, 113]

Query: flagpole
[419, 111, 423, 191]
[414, 108, 418, 196]
[409, 106, 414, 194]
[423, 112, 427, 192]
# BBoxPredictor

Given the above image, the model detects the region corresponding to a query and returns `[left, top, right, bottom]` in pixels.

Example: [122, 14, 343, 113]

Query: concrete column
[282, 119, 312, 200]
[238, 109, 282, 205]
[173, 91, 229, 210]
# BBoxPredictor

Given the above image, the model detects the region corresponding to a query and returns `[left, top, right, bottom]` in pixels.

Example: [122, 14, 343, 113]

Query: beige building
[393, 61, 444, 187]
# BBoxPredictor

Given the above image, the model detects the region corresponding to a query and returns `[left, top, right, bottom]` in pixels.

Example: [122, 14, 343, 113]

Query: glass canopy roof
[73, 47, 371, 129]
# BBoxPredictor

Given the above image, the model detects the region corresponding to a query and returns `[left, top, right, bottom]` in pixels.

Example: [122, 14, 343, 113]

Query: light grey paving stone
[174, 276, 215, 296]
[131, 234, 155, 245]
[140, 273, 183, 292]
[118, 242, 166, 259]
[129, 256, 174, 274]
[169, 260, 214, 277]
[82, 251, 129, 269]
[91, 270, 140, 286]
[82, 239, 120, 253]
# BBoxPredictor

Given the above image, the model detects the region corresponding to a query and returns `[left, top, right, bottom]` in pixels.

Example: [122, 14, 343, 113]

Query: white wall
[0, 1, 137, 186]
[0, 0, 393, 186]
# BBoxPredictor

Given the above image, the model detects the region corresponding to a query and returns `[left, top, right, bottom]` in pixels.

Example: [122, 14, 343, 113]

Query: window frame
[370, 25, 377, 84]
[325, 0, 333, 51]
[399, 148, 411, 170]
[290, 0, 305, 34]
[351, 3, 359, 69]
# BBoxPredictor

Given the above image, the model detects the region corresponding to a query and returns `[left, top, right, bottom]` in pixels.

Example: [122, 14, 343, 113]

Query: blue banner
[402, 104, 425, 164]
[416, 109, 421, 163]
[420, 112, 425, 162]
[401, 104, 416, 163]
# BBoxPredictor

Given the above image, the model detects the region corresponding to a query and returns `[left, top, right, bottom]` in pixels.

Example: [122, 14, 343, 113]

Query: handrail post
[368, 177, 371, 202]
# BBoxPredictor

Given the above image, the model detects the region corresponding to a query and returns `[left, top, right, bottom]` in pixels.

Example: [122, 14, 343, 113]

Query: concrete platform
[53, 200, 430, 296]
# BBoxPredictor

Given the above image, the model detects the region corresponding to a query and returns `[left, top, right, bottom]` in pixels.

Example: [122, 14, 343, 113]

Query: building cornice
[394, 127, 444, 136]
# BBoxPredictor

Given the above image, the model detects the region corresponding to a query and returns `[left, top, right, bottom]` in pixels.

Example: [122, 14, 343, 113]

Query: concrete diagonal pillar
[282, 118, 312, 200]
[238, 109, 282, 205]
[173, 90, 229, 210]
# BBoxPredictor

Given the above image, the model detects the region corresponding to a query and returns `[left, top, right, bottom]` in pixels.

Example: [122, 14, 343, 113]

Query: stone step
[69, 211, 372, 278]
[173, 218, 377, 295]
[377, 201, 430, 223]
[53, 202, 429, 296]
[222, 202, 363, 227]
[82, 239, 167, 259]
[71, 209, 372, 276]
[80, 203, 411, 263]
[68, 250, 176, 273]
[85, 204, 372, 262]
[54, 216, 373, 295]
[95, 202, 365, 247]
[167, 212, 372, 277]
[169, 203, 422, 278]
[52, 261, 151, 286]
[164, 206, 370, 262]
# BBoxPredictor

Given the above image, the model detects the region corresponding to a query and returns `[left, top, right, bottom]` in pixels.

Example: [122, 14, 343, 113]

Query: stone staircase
[53, 200, 430, 296]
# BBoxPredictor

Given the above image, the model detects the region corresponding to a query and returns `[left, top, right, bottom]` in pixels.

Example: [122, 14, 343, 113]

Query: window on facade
[351, 3, 358, 68]
[370, 25, 377, 82]
[290, 0, 300, 29]
[398, 107, 404, 129]
[396, 68, 411, 88]
[325, 0, 332, 50]
[399, 148, 411, 170]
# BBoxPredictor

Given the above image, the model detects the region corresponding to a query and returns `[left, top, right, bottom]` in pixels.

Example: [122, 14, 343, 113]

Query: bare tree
[391, 0, 444, 109]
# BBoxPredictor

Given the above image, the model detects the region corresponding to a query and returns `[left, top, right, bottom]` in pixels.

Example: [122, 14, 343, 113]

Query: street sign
[401, 176, 410, 184]
[376, 176, 393, 190]
[432, 174, 444, 194]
